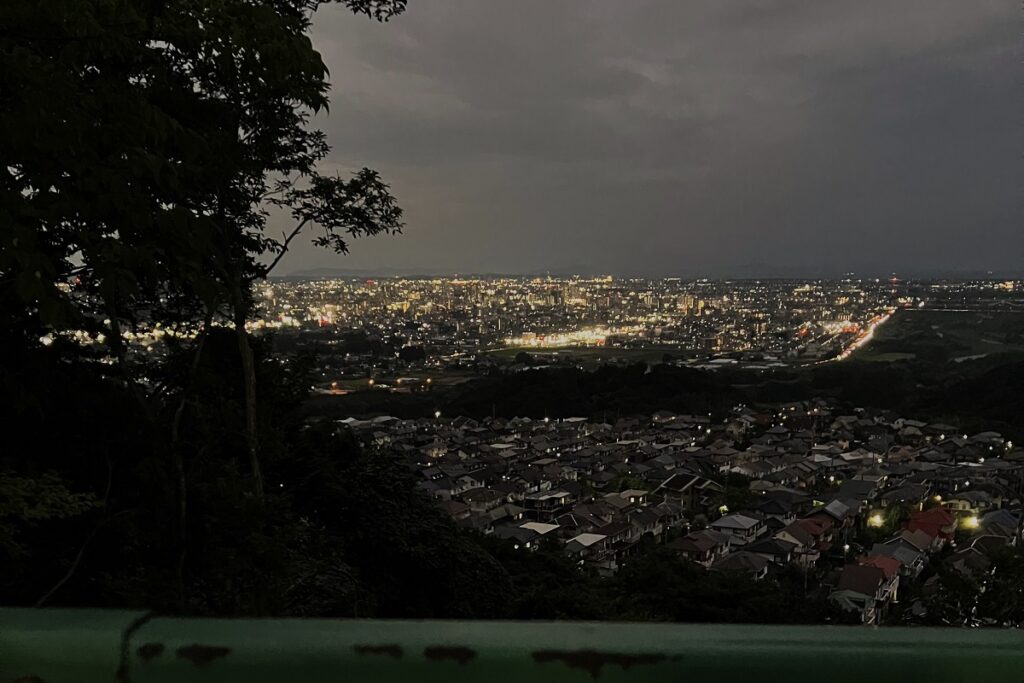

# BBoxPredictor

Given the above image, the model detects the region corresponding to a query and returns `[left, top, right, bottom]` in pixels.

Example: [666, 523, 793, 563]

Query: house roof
[746, 537, 796, 557]
[670, 533, 717, 554]
[836, 564, 885, 597]
[859, 555, 901, 579]
[462, 488, 503, 503]
[870, 543, 921, 567]
[440, 500, 470, 516]
[524, 490, 571, 501]
[711, 551, 769, 574]
[711, 513, 763, 530]
[905, 506, 956, 539]
[757, 498, 793, 516]
[818, 499, 853, 521]
[838, 479, 876, 500]
[892, 529, 933, 552]
[493, 525, 537, 543]
[951, 548, 992, 574]
[567, 533, 607, 548]
[597, 521, 632, 538]
[911, 507, 956, 524]
[981, 509, 1020, 529]
[776, 522, 814, 547]
[971, 534, 1011, 556]
[796, 517, 834, 536]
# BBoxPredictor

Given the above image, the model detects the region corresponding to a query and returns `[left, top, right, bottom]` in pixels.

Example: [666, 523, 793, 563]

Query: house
[520, 521, 559, 537]
[949, 546, 992, 578]
[904, 507, 956, 549]
[710, 513, 767, 546]
[710, 550, 770, 580]
[601, 489, 648, 511]
[763, 488, 813, 516]
[942, 490, 994, 514]
[829, 564, 888, 624]
[564, 533, 608, 556]
[757, 498, 797, 526]
[653, 473, 724, 513]
[859, 555, 901, 605]
[492, 524, 541, 549]
[461, 487, 506, 513]
[595, 521, 633, 546]
[805, 499, 855, 531]
[870, 542, 925, 577]
[522, 490, 574, 521]
[669, 530, 731, 567]
[438, 500, 471, 521]
[619, 489, 649, 506]
[879, 484, 930, 509]
[838, 479, 878, 504]
[745, 537, 797, 566]
[485, 503, 526, 525]
[795, 517, 835, 554]
[774, 522, 819, 567]
[564, 533, 616, 575]
[627, 507, 672, 540]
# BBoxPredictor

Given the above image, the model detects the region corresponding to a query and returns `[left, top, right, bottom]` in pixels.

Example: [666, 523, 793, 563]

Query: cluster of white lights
[505, 325, 645, 348]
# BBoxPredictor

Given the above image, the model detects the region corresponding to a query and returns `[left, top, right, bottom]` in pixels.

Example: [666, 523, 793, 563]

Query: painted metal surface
[4, 609, 1024, 682]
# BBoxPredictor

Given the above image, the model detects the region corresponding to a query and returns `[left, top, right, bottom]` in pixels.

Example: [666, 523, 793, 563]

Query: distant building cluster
[255, 277, 1024, 387]
[341, 400, 1023, 625]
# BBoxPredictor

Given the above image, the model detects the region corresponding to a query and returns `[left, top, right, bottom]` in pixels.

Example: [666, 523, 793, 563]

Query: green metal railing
[3, 608, 1024, 682]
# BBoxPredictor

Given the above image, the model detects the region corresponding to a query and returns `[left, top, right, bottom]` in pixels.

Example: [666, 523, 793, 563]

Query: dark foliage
[444, 363, 740, 419]
[0, 0, 412, 614]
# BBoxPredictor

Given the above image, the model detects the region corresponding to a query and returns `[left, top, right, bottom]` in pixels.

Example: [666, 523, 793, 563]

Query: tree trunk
[170, 402, 189, 608]
[234, 301, 264, 500]
[169, 312, 212, 608]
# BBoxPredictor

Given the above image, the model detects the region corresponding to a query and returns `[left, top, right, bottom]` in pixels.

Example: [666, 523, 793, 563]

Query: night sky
[279, 1, 1021, 277]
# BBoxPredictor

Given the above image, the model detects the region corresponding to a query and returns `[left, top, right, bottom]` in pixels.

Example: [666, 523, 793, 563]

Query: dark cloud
[277, 0, 1020, 276]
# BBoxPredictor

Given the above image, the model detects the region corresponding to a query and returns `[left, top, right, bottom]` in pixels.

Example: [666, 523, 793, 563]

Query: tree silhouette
[0, 0, 406, 610]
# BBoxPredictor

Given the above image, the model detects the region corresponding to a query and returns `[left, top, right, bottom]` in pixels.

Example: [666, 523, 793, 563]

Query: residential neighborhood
[341, 399, 1024, 625]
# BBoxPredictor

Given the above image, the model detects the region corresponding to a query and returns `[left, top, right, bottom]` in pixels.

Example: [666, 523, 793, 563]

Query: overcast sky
[279, 1, 1021, 277]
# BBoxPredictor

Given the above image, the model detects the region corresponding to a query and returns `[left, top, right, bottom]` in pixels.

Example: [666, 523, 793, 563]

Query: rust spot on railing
[532, 649, 674, 679]
[424, 645, 476, 665]
[354, 644, 404, 658]
[176, 644, 231, 666]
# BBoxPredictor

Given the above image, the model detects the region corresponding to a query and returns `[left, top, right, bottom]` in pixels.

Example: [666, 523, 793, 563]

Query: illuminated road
[829, 309, 896, 362]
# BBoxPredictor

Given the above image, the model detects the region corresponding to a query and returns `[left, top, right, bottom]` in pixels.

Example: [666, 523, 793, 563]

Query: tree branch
[263, 218, 310, 277]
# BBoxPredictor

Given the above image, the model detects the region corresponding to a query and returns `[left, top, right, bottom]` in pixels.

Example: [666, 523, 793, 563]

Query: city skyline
[276, 0, 1022, 277]
[281, 265, 1024, 279]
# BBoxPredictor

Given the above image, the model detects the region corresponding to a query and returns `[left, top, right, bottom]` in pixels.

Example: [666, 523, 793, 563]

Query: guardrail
[3, 608, 1024, 682]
